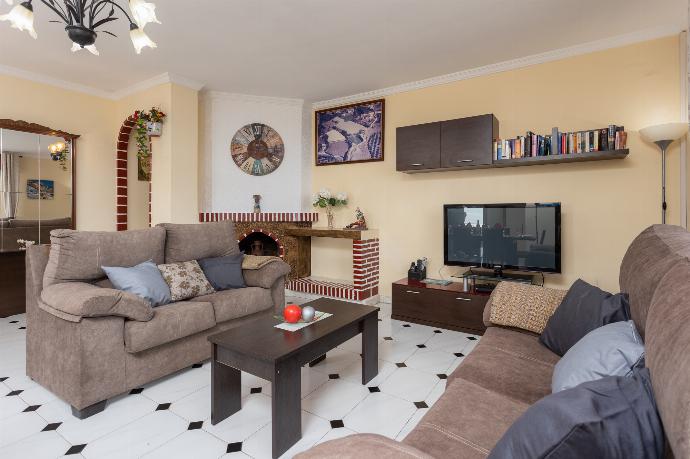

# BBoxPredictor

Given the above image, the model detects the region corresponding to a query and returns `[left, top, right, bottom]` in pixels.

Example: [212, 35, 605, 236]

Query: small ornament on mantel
[253, 194, 262, 213]
[344, 207, 368, 230]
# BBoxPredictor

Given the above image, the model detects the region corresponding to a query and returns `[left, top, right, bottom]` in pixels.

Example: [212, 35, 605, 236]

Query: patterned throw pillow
[488, 281, 567, 334]
[157, 261, 214, 302]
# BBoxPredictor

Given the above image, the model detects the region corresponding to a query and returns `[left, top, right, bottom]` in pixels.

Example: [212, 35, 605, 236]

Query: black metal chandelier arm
[95, 0, 134, 25]
[36, 0, 70, 24]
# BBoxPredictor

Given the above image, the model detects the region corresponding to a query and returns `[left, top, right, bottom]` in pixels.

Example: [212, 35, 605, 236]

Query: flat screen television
[444, 203, 561, 273]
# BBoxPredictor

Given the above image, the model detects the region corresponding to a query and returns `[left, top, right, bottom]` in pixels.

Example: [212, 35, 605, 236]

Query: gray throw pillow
[198, 254, 246, 291]
[489, 368, 664, 459]
[540, 279, 630, 356]
[552, 320, 644, 393]
[102, 260, 171, 307]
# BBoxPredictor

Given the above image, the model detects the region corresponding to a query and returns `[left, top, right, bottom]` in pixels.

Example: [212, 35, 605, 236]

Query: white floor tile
[242, 410, 331, 459]
[0, 411, 46, 447]
[427, 380, 447, 406]
[379, 367, 439, 403]
[143, 367, 210, 404]
[0, 392, 28, 420]
[337, 334, 362, 353]
[18, 384, 58, 406]
[338, 358, 397, 387]
[307, 348, 361, 376]
[82, 410, 188, 459]
[0, 430, 71, 459]
[3, 374, 38, 391]
[315, 426, 357, 445]
[389, 323, 436, 344]
[203, 393, 272, 443]
[302, 379, 368, 420]
[395, 409, 427, 441]
[170, 386, 211, 422]
[425, 329, 477, 353]
[404, 348, 457, 374]
[143, 428, 227, 458]
[344, 392, 416, 439]
[446, 355, 466, 374]
[378, 339, 419, 363]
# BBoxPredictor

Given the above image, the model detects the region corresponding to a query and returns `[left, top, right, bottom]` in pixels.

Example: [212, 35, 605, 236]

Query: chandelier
[0, 0, 160, 55]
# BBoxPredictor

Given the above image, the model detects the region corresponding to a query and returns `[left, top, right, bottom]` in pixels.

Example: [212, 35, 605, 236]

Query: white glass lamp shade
[129, 0, 160, 28]
[71, 42, 99, 55]
[0, 2, 37, 39]
[130, 25, 157, 54]
[640, 123, 689, 143]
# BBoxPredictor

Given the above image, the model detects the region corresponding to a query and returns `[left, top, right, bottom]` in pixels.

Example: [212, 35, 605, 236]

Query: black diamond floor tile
[378, 318, 382, 322]
[0, 377, 7, 382]
[330, 419, 345, 428]
[129, 388, 144, 394]
[18, 326, 26, 330]
[188, 421, 203, 430]
[156, 403, 171, 411]
[467, 336, 477, 340]
[454, 352, 465, 358]
[414, 401, 429, 409]
[23, 405, 40, 412]
[9, 320, 18, 324]
[437, 374, 448, 380]
[42, 422, 62, 431]
[395, 362, 407, 368]
[402, 324, 411, 328]
[191, 363, 203, 369]
[227, 442, 242, 453]
[416, 344, 426, 348]
[383, 336, 393, 341]
[328, 374, 340, 380]
[368, 386, 380, 393]
[65, 444, 86, 455]
[6, 390, 23, 396]
[250, 387, 262, 394]
[434, 330, 443, 333]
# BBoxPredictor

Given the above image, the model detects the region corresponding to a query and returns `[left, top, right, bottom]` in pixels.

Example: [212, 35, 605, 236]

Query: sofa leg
[309, 354, 326, 367]
[71, 400, 107, 419]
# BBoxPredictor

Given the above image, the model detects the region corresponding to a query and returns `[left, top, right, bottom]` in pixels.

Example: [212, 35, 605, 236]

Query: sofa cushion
[403, 378, 529, 458]
[619, 224, 690, 338]
[540, 279, 631, 356]
[157, 221, 240, 263]
[296, 434, 434, 459]
[196, 287, 273, 323]
[43, 227, 166, 287]
[124, 301, 216, 353]
[158, 261, 214, 301]
[102, 260, 171, 307]
[40, 281, 153, 322]
[489, 368, 663, 459]
[242, 259, 292, 289]
[199, 254, 246, 290]
[449, 339, 554, 405]
[552, 320, 644, 393]
[480, 326, 560, 367]
[486, 282, 567, 334]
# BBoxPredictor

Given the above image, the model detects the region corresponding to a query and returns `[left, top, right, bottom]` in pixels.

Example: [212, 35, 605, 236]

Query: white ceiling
[0, 0, 686, 102]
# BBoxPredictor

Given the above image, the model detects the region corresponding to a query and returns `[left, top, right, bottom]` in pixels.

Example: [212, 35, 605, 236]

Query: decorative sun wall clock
[230, 123, 285, 176]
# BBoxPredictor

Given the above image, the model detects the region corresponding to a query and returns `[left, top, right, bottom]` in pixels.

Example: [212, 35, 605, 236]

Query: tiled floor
[0, 299, 480, 458]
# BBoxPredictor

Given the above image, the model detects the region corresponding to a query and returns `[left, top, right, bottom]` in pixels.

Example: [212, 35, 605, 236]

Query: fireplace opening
[239, 232, 280, 257]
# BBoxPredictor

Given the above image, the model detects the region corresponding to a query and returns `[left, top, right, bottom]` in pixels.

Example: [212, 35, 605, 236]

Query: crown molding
[312, 26, 682, 110]
[112, 72, 205, 99]
[201, 90, 304, 107]
[0, 63, 116, 100]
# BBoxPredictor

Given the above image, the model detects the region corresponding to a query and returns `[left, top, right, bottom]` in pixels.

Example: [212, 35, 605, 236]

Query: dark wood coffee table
[208, 298, 379, 458]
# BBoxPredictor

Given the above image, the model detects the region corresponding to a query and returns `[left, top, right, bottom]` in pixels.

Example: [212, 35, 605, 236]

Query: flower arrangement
[133, 107, 166, 160]
[312, 188, 347, 229]
[17, 239, 35, 250]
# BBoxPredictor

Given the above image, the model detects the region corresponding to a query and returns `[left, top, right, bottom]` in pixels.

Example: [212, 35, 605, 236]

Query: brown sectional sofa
[300, 224, 690, 458]
[1, 217, 71, 251]
[25, 220, 290, 418]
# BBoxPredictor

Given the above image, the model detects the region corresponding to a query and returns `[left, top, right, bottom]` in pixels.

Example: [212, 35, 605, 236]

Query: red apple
[283, 304, 302, 324]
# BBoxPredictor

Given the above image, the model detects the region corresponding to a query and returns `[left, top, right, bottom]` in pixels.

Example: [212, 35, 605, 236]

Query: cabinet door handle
[456, 297, 471, 301]
[406, 290, 420, 294]
[457, 159, 474, 163]
[410, 163, 423, 166]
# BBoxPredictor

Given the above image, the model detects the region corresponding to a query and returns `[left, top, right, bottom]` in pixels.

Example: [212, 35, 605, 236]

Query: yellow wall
[0, 74, 117, 230]
[15, 157, 72, 220]
[311, 36, 682, 296]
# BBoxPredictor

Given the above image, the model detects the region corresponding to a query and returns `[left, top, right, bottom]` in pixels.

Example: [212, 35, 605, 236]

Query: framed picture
[26, 179, 54, 200]
[315, 99, 384, 166]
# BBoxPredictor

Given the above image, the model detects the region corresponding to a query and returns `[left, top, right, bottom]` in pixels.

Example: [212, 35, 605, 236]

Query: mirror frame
[0, 119, 79, 229]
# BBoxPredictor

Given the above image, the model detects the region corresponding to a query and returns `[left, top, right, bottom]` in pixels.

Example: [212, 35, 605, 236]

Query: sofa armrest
[483, 281, 567, 334]
[295, 434, 434, 459]
[40, 282, 154, 322]
[242, 260, 291, 289]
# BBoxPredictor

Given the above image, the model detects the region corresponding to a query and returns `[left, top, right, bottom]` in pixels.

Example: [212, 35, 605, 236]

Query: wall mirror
[0, 120, 77, 253]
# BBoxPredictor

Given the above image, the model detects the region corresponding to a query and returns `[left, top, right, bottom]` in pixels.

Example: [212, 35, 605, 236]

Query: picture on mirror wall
[26, 179, 54, 200]
[315, 99, 384, 166]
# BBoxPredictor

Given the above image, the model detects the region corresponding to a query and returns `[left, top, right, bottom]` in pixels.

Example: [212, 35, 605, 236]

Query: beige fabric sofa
[1, 217, 71, 251]
[300, 224, 690, 458]
[25, 220, 290, 419]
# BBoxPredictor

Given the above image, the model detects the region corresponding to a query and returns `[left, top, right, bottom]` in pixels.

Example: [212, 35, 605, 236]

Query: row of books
[493, 125, 627, 160]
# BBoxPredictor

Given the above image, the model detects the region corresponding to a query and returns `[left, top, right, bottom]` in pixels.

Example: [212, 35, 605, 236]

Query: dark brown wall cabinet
[396, 114, 498, 172]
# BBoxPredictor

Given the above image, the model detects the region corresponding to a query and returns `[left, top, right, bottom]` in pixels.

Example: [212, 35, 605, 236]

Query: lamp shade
[640, 122, 689, 143]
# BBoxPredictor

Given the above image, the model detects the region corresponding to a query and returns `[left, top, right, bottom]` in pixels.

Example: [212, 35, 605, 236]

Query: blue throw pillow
[489, 368, 664, 459]
[540, 279, 631, 356]
[552, 320, 644, 393]
[198, 253, 246, 291]
[102, 260, 171, 307]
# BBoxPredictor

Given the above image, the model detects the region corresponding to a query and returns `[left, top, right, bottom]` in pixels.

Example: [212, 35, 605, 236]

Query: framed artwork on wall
[315, 99, 384, 166]
[26, 179, 54, 200]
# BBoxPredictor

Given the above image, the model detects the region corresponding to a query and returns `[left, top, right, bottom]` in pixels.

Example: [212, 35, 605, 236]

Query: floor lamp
[640, 122, 689, 224]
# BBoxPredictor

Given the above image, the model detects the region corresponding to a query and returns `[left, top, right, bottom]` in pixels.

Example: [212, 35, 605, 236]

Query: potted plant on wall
[313, 188, 348, 229]
[133, 108, 166, 181]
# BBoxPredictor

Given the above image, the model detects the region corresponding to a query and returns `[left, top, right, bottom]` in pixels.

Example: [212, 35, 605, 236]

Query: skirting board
[286, 289, 381, 306]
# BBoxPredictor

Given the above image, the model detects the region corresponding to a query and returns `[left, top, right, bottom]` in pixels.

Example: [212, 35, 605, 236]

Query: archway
[116, 115, 151, 231]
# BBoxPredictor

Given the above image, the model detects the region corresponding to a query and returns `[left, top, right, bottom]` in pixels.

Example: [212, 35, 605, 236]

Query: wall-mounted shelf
[491, 149, 629, 168]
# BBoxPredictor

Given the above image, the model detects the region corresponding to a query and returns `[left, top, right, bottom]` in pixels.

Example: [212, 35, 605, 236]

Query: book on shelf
[493, 124, 627, 160]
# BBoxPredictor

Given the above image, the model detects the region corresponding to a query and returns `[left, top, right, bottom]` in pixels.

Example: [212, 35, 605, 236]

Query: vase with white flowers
[313, 189, 348, 229]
